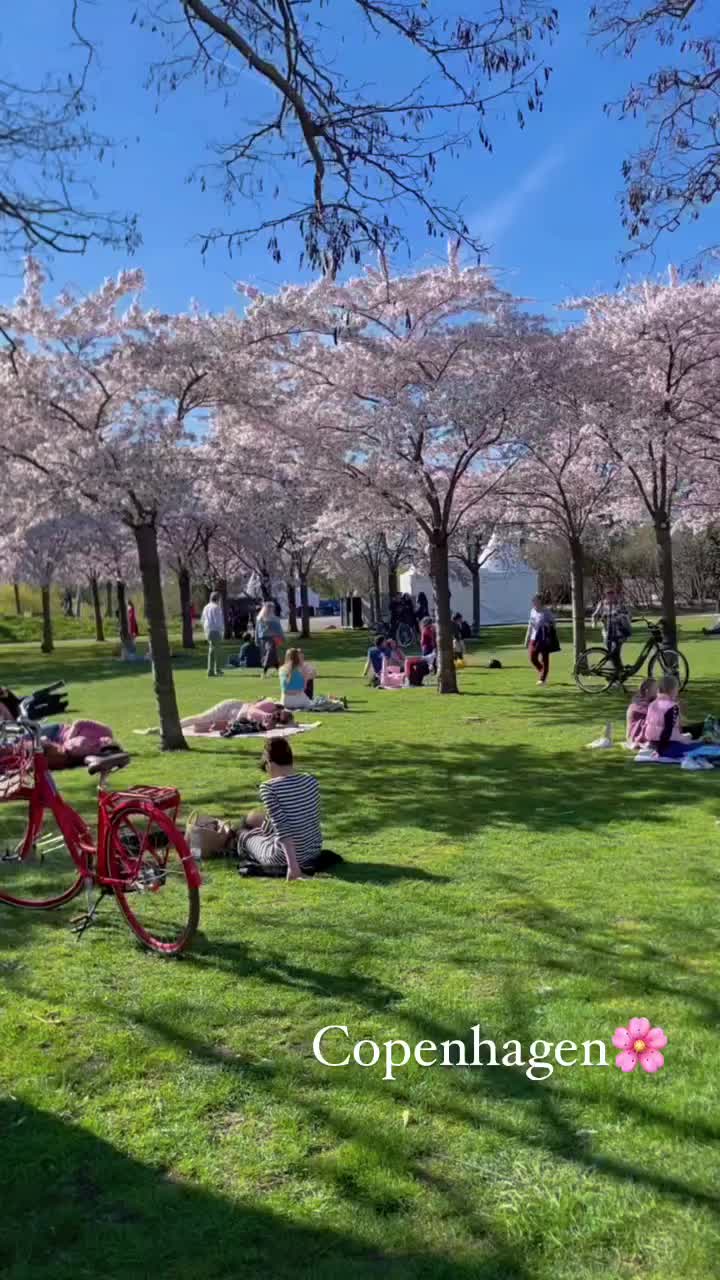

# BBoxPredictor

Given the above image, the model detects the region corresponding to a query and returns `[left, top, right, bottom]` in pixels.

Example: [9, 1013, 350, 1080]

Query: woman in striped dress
[238, 738, 322, 879]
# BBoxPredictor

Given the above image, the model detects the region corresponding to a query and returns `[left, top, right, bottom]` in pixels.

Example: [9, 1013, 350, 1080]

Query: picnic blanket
[178, 722, 321, 741]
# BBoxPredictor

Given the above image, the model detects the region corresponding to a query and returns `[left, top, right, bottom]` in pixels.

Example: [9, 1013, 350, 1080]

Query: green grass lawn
[2, 621, 720, 1279]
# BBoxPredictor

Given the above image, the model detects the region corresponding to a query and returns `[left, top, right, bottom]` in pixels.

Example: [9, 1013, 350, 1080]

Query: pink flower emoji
[612, 1017, 667, 1074]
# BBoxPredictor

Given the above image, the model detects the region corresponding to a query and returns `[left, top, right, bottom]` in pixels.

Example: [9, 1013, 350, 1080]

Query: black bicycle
[367, 615, 418, 649]
[574, 618, 689, 694]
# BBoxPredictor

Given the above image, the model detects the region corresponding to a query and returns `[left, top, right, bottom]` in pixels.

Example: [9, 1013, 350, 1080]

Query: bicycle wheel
[0, 798, 84, 910]
[396, 621, 416, 648]
[107, 805, 199, 955]
[649, 648, 690, 692]
[574, 647, 615, 694]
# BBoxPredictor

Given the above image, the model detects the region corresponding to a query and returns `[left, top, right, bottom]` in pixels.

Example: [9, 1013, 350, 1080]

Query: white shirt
[201, 602, 224, 637]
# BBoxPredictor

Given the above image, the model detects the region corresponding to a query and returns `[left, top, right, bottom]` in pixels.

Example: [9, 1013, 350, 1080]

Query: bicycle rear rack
[103, 785, 181, 821]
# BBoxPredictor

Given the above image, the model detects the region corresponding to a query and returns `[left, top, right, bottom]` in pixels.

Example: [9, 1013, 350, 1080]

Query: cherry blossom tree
[500, 330, 621, 660]
[571, 276, 720, 647]
[5, 515, 75, 653]
[236, 254, 533, 691]
[0, 261, 219, 749]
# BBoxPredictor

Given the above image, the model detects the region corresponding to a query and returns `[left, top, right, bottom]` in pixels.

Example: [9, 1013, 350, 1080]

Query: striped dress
[239, 773, 322, 867]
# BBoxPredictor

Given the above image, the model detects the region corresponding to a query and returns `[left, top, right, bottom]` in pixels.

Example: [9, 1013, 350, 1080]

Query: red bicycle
[0, 693, 201, 954]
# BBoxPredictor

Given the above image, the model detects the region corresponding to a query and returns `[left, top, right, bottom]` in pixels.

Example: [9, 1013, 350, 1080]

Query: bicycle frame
[621, 633, 661, 679]
[9, 742, 201, 902]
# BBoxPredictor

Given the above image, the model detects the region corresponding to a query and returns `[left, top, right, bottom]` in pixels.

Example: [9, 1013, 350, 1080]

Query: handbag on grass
[185, 811, 237, 858]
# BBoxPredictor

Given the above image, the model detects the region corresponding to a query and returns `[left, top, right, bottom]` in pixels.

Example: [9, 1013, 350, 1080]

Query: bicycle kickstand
[70, 886, 112, 938]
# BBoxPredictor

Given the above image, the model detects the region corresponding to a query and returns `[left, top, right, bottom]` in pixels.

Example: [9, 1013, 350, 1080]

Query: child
[641, 674, 693, 759]
[625, 678, 657, 748]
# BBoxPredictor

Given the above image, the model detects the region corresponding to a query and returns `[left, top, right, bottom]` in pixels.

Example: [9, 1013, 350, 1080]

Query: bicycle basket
[0, 733, 34, 802]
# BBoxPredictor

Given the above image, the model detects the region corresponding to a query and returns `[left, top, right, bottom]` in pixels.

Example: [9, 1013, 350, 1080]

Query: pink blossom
[612, 1016, 667, 1074]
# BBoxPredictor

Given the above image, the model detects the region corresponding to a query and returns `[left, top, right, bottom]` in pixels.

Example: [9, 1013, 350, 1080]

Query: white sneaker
[682, 756, 704, 771]
[587, 722, 613, 750]
[635, 748, 658, 762]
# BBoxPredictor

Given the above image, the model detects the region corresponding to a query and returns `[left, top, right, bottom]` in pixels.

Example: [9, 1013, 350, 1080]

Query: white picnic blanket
[181, 722, 321, 741]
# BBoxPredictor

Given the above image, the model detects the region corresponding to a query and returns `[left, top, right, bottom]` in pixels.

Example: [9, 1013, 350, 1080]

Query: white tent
[245, 574, 320, 613]
[398, 540, 537, 627]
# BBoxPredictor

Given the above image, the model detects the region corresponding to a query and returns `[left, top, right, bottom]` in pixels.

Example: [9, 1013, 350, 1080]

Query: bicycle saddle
[86, 752, 130, 776]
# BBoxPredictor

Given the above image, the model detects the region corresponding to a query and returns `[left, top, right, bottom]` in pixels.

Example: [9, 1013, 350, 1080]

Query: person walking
[127, 599, 140, 639]
[255, 601, 285, 678]
[592, 586, 632, 683]
[201, 591, 225, 677]
[525, 595, 555, 686]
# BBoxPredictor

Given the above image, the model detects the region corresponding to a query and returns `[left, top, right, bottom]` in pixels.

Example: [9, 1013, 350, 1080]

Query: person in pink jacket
[625, 678, 658, 748]
[642, 674, 693, 759]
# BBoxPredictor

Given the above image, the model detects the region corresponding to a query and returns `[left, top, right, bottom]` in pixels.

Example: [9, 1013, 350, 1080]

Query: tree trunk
[299, 573, 311, 639]
[13, 582, 21, 616]
[116, 579, 135, 659]
[105, 580, 114, 618]
[655, 519, 677, 648]
[429, 538, 458, 694]
[90, 576, 105, 643]
[371, 565, 382, 624]
[132, 522, 187, 751]
[569, 537, 586, 663]
[388, 566, 399, 599]
[40, 585, 54, 654]
[470, 565, 480, 636]
[287, 580, 298, 633]
[178, 566, 195, 649]
[74, 586, 82, 618]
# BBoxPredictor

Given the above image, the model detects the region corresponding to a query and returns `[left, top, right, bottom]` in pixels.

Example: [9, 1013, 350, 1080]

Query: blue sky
[3, 2, 720, 318]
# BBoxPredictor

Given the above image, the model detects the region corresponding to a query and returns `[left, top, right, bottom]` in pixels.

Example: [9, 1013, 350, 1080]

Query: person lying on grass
[0, 686, 119, 768]
[137, 699, 293, 735]
[238, 738, 321, 880]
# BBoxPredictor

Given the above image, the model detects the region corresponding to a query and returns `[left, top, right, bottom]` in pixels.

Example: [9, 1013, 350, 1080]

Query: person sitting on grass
[385, 638, 405, 668]
[238, 738, 321, 879]
[625, 678, 658, 749]
[641, 674, 694, 759]
[279, 648, 346, 711]
[229, 632, 262, 669]
[362, 634, 390, 687]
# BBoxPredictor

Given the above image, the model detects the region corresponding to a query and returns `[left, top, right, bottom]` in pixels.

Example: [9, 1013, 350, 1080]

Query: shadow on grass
[282, 738, 720, 842]
[0, 1098, 531, 1280]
